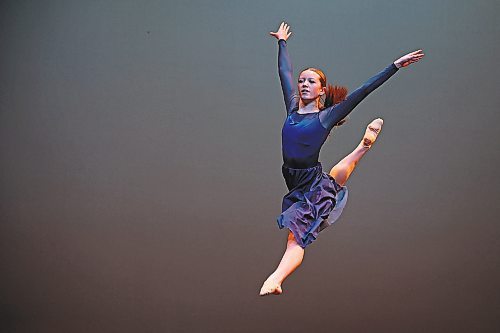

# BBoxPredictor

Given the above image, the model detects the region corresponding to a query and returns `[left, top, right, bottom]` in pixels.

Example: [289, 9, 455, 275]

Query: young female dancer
[260, 22, 424, 296]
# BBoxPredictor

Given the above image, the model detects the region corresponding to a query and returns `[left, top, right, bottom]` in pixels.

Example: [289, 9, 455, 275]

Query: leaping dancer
[260, 22, 424, 296]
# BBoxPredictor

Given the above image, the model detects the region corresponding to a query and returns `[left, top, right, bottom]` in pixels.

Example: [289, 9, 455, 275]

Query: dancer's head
[298, 68, 326, 104]
[298, 68, 348, 111]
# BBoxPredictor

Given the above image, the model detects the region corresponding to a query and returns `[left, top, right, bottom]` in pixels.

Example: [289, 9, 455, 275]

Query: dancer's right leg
[259, 231, 304, 296]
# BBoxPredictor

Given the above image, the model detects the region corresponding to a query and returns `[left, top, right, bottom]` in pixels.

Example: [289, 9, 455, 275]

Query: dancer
[260, 22, 424, 296]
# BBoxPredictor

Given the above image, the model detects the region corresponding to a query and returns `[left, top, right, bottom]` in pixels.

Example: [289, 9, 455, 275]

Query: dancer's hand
[394, 49, 425, 68]
[269, 22, 292, 41]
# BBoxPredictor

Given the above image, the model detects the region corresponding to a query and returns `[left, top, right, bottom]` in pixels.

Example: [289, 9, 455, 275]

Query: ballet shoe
[362, 118, 384, 148]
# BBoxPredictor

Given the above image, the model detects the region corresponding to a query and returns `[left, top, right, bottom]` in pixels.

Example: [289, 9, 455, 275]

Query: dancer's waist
[282, 157, 319, 169]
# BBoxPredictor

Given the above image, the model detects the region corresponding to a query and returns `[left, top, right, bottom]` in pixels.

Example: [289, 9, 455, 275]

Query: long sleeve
[278, 39, 298, 114]
[319, 63, 399, 129]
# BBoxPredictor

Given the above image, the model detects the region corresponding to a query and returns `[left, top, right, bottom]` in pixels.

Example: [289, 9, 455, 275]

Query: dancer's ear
[319, 86, 326, 96]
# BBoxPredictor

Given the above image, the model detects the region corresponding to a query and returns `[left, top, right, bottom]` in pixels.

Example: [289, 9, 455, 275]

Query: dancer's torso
[282, 105, 330, 169]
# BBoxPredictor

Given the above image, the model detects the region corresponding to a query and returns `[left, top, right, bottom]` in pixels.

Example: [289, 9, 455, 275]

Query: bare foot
[362, 118, 384, 148]
[259, 276, 283, 296]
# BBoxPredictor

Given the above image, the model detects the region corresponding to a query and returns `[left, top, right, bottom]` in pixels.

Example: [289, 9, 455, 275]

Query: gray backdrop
[1, 0, 500, 332]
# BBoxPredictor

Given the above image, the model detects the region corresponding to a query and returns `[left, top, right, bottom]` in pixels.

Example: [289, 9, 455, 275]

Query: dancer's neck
[298, 99, 320, 114]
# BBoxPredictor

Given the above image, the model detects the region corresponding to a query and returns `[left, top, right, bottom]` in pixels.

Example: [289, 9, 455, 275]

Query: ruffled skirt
[277, 163, 348, 248]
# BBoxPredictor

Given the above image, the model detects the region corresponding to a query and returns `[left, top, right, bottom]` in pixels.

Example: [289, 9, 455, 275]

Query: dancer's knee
[329, 164, 348, 186]
[287, 231, 302, 246]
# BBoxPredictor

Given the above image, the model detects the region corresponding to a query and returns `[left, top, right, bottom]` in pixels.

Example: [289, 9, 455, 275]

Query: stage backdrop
[1, 0, 499, 332]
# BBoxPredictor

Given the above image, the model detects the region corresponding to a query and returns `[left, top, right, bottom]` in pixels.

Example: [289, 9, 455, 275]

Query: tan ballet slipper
[362, 118, 384, 148]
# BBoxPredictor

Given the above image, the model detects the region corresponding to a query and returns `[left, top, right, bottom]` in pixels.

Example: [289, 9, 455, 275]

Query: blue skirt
[277, 163, 348, 248]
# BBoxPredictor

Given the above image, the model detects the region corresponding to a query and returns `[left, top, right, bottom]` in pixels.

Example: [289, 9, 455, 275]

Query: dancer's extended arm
[270, 22, 296, 114]
[320, 49, 425, 129]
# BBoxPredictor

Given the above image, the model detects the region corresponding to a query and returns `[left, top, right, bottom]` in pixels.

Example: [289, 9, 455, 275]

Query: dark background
[1, 0, 499, 332]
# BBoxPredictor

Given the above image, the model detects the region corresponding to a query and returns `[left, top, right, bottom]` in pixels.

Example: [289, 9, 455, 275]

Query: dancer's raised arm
[270, 22, 296, 114]
[320, 49, 425, 129]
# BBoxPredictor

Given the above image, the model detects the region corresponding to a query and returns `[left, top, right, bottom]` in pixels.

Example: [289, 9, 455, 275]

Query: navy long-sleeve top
[278, 39, 399, 168]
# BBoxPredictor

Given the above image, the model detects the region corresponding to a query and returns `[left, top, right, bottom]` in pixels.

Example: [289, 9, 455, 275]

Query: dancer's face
[298, 70, 325, 102]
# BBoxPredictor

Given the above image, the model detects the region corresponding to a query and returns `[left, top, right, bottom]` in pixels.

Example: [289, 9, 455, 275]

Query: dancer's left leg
[259, 231, 304, 296]
[329, 118, 383, 186]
